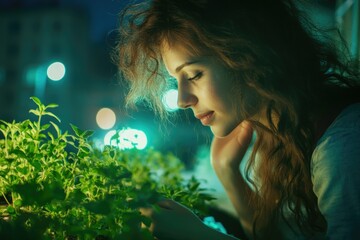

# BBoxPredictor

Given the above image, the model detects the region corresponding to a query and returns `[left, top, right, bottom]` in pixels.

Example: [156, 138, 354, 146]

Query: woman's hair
[115, 0, 360, 237]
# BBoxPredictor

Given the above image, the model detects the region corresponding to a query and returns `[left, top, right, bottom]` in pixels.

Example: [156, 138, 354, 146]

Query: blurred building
[0, 3, 125, 135]
[0, 5, 92, 127]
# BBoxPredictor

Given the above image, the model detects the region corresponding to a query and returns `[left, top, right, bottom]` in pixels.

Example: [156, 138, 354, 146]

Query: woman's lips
[195, 111, 214, 126]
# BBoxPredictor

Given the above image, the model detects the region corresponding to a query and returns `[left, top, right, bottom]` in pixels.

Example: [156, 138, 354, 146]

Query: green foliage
[0, 97, 214, 239]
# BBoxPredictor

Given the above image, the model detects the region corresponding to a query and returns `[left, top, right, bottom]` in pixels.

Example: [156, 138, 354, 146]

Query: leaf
[45, 103, 58, 109]
[82, 130, 94, 139]
[10, 149, 27, 158]
[29, 109, 40, 116]
[6, 206, 15, 214]
[70, 124, 82, 137]
[13, 199, 22, 208]
[38, 133, 47, 139]
[189, 181, 201, 192]
[41, 123, 51, 131]
[30, 96, 41, 107]
[26, 142, 36, 154]
[48, 132, 54, 141]
[50, 121, 61, 137]
[43, 112, 61, 122]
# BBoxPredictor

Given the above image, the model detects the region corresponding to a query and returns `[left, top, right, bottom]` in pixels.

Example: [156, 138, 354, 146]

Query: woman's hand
[211, 121, 253, 173]
[140, 199, 207, 240]
[210, 121, 255, 237]
[140, 199, 240, 240]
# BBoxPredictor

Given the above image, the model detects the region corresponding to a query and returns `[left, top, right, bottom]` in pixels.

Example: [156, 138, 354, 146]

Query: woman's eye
[188, 72, 203, 81]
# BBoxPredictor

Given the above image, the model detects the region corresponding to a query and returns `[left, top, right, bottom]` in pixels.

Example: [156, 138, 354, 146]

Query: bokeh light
[96, 108, 116, 130]
[103, 128, 148, 150]
[162, 89, 179, 112]
[104, 130, 117, 146]
[47, 62, 66, 81]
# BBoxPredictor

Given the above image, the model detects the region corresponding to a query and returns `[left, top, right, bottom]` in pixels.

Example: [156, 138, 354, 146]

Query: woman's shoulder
[311, 101, 360, 178]
[315, 102, 360, 145]
[327, 102, 360, 127]
[311, 102, 360, 239]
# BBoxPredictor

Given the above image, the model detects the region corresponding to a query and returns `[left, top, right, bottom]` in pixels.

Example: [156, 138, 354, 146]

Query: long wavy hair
[115, 0, 360, 238]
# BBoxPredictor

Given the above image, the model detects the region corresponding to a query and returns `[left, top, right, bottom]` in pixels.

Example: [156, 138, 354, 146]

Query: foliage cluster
[0, 97, 213, 239]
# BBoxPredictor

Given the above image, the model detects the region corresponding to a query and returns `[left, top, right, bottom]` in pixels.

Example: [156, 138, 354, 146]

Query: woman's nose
[177, 84, 197, 109]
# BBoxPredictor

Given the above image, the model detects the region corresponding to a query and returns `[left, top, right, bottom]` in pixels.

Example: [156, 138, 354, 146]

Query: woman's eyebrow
[175, 60, 201, 73]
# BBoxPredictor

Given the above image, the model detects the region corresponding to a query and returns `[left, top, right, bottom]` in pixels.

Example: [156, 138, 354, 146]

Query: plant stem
[4, 133, 8, 158]
[36, 114, 42, 140]
[2, 192, 11, 205]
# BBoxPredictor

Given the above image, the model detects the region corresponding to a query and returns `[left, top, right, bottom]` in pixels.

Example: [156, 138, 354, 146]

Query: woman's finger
[156, 199, 188, 212]
[156, 199, 174, 209]
[139, 207, 154, 217]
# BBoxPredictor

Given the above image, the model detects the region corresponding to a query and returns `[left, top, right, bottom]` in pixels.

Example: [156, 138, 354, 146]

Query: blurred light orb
[103, 128, 147, 150]
[96, 108, 116, 130]
[47, 62, 65, 81]
[162, 89, 179, 112]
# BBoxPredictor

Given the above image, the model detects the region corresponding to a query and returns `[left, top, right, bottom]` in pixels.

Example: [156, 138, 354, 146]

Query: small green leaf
[70, 124, 88, 138]
[189, 181, 200, 192]
[70, 123, 81, 136]
[82, 130, 94, 139]
[29, 159, 42, 170]
[30, 96, 41, 106]
[7, 206, 15, 214]
[45, 103, 58, 109]
[50, 121, 61, 137]
[41, 123, 51, 131]
[29, 109, 40, 116]
[38, 133, 47, 139]
[10, 149, 27, 158]
[48, 131, 55, 141]
[43, 112, 61, 122]
[14, 199, 22, 207]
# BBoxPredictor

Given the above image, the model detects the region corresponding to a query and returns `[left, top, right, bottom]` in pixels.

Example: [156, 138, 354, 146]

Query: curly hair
[115, 0, 360, 237]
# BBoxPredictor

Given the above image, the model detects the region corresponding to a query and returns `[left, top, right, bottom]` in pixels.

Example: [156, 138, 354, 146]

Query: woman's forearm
[215, 167, 257, 239]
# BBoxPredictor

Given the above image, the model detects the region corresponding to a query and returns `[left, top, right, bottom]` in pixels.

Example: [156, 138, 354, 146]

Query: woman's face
[161, 42, 242, 137]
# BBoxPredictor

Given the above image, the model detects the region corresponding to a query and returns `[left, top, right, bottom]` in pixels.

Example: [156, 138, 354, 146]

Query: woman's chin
[210, 126, 235, 138]
[210, 120, 245, 138]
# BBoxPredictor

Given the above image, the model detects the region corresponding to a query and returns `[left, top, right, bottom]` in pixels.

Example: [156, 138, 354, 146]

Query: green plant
[0, 97, 214, 239]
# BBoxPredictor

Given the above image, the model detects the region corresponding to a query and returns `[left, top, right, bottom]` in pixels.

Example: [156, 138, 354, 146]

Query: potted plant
[0, 97, 214, 239]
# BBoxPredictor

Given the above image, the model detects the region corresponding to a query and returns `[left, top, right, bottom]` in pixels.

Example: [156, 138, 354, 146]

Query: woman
[116, 0, 360, 239]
